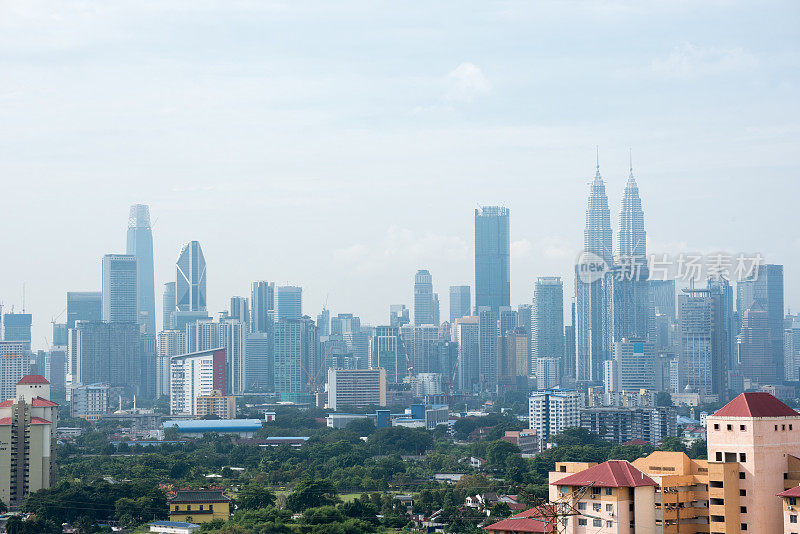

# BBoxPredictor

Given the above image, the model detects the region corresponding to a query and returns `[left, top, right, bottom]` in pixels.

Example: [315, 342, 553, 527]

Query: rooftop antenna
[629, 148, 634, 180]
[22, 283, 26, 314]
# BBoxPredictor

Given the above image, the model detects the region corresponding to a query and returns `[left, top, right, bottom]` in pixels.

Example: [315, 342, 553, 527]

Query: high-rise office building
[0, 342, 30, 402]
[785, 314, 800, 382]
[649, 279, 676, 321]
[316, 308, 330, 337]
[156, 330, 186, 398]
[52, 323, 68, 347]
[229, 296, 250, 326]
[273, 317, 317, 402]
[516, 304, 533, 360]
[432, 293, 440, 326]
[71, 322, 142, 393]
[610, 338, 656, 391]
[399, 324, 440, 375]
[275, 286, 302, 320]
[176, 241, 207, 312]
[101, 254, 138, 324]
[475, 206, 510, 313]
[449, 285, 471, 324]
[414, 270, 434, 325]
[477, 306, 499, 393]
[708, 276, 736, 372]
[753, 264, 784, 382]
[564, 301, 576, 383]
[499, 306, 517, 336]
[331, 313, 361, 336]
[0, 376, 58, 508]
[126, 204, 156, 337]
[737, 304, 774, 384]
[678, 286, 727, 397]
[612, 165, 649, 342]
[371, 326, 401, 383]
[2, 313, 32, 351]
[162, 282, 176, 330]
[455, 316, 479, 393]
[66, 291, 102, 329]
[245, 332, 271, 392]
[576, 161, 613, 383]
[498, 328, 529, 391]
[187, 319, 246, 395]
[250, 281, 275, 333]
[327, 368, 387, 410]
[532, 277, 565, 368]
[169, 348, 226, 416]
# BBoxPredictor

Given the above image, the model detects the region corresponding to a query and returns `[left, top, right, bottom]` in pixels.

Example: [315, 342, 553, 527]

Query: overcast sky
[1, 0, 799, 349]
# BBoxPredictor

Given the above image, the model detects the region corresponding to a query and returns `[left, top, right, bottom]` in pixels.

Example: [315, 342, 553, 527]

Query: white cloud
[511, 238, 533, 258]
[651, 42, 757, 79]
[445, 62, 492, 103]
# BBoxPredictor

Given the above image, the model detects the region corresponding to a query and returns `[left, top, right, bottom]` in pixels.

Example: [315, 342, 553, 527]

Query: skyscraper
[2, 313, 32, 351]
[229, 296, 250, 326]
[449, 285, 471, 323]
[532, 277, 565, 368]
[273, 317, 316, 402]
[575, 160, 613, 383]
[455, 316, 479, 393]
[371, 326, 401, 383]
[316, 308, 330, 337]
[275, 286, 302, 320]
[101, 254, 138, 324]
[432, 293, 440, 326]
[176, 241, 207, 312]
[612, 164, 649, 342]
[66, 292, 102, 329]
[186, 318, 246, 395]
[250, 281, 275, 333]
[389, 305, 410, 328]
[753, 264, 784, 382]
[126, 204, 156, 337]
[737, 304, 774, 384]
[156, 329, 186, 398]
[475, 206, 510, 313]
[162, 282, 176, 330]
[477, 306, 499, 393]
[678, 286, 727, 397]
[245, 331, 272, 392]
[413, 270, 434, 325]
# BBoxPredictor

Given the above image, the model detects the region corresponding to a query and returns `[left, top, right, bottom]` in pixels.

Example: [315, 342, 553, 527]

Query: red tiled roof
[0, 400, 12, 407]
[31, 417, 53, 425]
[17, 375, 49, 385]
[0, 418, 10, 425]
[32, 397, 59, 407]
[550, 460, 656, 488]
[485, 507, 556, 533]
[778, 485, 800, 498]
[713, 392, 798, 418]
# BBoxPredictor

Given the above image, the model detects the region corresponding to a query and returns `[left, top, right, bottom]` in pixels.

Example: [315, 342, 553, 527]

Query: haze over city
[2, 1, 799, 347]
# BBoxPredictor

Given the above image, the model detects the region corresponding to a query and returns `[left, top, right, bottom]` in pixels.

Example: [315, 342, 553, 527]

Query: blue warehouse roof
[163, 419, 263, 432]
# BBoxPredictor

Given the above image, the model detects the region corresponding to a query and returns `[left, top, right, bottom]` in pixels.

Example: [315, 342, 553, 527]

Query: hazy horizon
[2, 1, 799, 349]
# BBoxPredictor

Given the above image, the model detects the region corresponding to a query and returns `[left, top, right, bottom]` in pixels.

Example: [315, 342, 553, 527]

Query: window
[605, 488, 613, 495]
[739, 453, 747, 463]
[791, 515, 798, 524]
[741, 523, 747, 530]
[714, 424, 719, 430]
[606, 521, 613, 528]
[199, 505, 204, 510]
[578, 519, 587, 526]
[606, 504, 613, 513]
[715, 452, 723, 462]
[790, 498, 797, 506]
[593, 519, 602, 527]
[739, 425, 746, 431]
[726, 424, 732, 431]
[593, 503, 601, 512]
[710, 498, 724, 505]
[578, 502, 586, 510]
[710, 515, 725, 523]
[740, 506, 747, 513]
[740, 489, 746, 496]
[739, 471, 745, 479]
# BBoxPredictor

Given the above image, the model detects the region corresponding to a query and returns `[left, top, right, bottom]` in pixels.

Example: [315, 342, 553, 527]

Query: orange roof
[713, 392, 798, 418]
[778, 485, 800, 498]
[485, 506, 556, 533]
[551, 460, 656, 488]
[17, 375, 49, 385]
[30, 417, 52, 424]
[32, 397, 59, 407]
[0, 418, 10, 425]
[0, 400, 12, 407]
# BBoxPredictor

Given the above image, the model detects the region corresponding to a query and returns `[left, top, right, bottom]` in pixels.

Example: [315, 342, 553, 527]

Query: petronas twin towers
[576, 157, 648, 382]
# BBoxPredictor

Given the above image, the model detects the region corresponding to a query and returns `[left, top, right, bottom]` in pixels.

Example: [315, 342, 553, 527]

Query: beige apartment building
[0, 375, 58, 508]
[195, 390, 236, 419]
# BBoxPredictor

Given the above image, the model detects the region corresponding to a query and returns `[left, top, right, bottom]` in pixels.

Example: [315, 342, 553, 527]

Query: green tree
[485, 439, 519, 468]
[236, 483, 276, 510]
[287, 479, 340, 512]
[656, 391, 673, 407]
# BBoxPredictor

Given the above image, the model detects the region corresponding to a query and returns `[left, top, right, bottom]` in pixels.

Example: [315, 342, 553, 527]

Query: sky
[1, 0, 799, 349]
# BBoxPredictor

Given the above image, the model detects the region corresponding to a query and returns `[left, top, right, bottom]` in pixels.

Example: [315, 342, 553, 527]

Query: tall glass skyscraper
[126, 204, 156, 336]
[275, 286, 302, 320]
[612, 166, 649, 341]
[414, 270, 434, 325]
[575, 162, 613, 383]
[162, 282, 176, 330]
[176, 241, 207, 312]
[474, 206, 510, 313]
[532, 277, 565, 365]
[67, 291, 102, 329]
[101, 254, 138, 324]
[449, 285, 471, 323]
[251, 281, 275, 332]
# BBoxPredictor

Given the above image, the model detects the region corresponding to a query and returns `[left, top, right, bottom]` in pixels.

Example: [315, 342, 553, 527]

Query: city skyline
[2, 1, 799, 348]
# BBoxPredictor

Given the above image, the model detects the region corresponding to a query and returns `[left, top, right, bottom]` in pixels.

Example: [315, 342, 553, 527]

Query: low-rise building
[777, 485, 800, 534]
[579, 406, 676, 445]
[549, 460, 657, 533]
[163, 419, 262, 438]
[195, 390, 236, 419]
[70, 383, 110, 421]
[502, 430, 538, 455]
[167, 489, 230, 524]
[149, 520, 200, 534]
